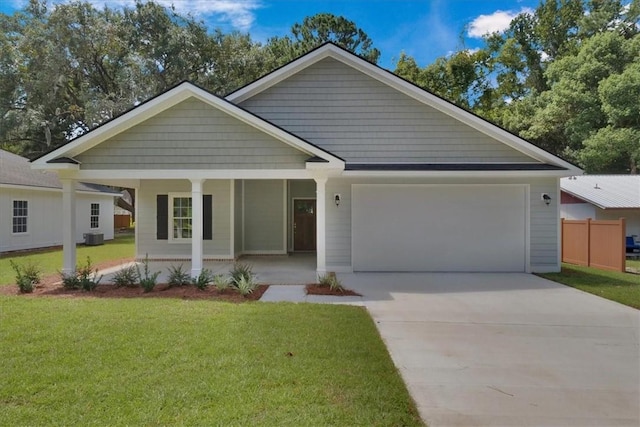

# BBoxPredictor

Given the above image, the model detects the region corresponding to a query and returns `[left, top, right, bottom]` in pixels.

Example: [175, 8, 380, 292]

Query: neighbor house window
[90, 203, 100, 229]
[12, 200, 28, 234]
[171, 195, 192, 240]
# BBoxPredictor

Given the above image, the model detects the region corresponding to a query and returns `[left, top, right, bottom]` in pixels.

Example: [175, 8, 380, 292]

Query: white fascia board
[559, 189, 608, 209]
[33, 82, 342, 167]
[69, 169, 318, 180]
[31, 163, 79, 171]
[228, 44, 580, 173]
[0, 183, 119, 196]
[342, 169, 574, 179]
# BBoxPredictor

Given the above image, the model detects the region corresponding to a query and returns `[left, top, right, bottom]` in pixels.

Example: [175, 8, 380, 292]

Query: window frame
[169, 193, 193, 242]
[90, 203, 100, 229]
[12, 199, 29, 235]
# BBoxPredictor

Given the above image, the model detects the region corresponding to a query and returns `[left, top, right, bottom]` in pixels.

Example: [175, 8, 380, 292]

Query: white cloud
[45, 0, 262, 31]
[468, 8, 533, 38]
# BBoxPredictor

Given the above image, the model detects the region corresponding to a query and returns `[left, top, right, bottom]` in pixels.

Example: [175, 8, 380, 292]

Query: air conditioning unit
[84, 233, 104, 246]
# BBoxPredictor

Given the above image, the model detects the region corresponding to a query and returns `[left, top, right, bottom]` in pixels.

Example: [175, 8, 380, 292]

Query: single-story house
[1, 149, 119, 252]
[561, 175, 640, 236]
[31, 43, 581, 275]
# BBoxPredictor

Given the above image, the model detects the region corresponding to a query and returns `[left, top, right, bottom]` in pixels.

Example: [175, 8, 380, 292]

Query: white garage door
[352, 185, 527, 272]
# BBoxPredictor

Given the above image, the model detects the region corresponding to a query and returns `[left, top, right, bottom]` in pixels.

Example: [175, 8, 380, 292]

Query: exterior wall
[561, 203, 597, 221]
[240, 58, 537, 164]
[137, 179, 231, 258]
[243, 180, 286, 253]
[287, 179, 316, 251]
[234, 180, 243, 256]
[324, 176, 560, 272]
[76, 98, 309, 170]
[0, 187, 114, 252]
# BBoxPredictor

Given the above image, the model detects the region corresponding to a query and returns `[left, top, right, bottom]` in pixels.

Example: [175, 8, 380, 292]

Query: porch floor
[100, 253, 318, 285]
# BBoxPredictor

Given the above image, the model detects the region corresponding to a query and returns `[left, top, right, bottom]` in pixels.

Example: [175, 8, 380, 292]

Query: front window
[13, 200, 28, 234]
[171, 196, 192, 240]
[90, 203, 100, 229]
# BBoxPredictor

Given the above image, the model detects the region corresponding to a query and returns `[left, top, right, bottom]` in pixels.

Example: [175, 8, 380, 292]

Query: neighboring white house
[561, 175, 640, 236]
[0, 149, 119, 252]
[31, 43, 582, 276]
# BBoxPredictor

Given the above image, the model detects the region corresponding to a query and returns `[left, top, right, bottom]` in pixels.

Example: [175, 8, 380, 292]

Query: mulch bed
[305, 284, 361, 296]
[1, 256, 268, 302]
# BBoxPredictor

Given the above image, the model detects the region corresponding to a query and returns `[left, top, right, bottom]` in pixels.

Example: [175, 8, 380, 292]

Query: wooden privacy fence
[114, 214, 131, 229]
[561, 218, 626, 272]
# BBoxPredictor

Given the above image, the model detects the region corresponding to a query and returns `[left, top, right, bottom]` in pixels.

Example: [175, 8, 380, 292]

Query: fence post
[619, 218, 626, 272]
[586, 218, 591, 267]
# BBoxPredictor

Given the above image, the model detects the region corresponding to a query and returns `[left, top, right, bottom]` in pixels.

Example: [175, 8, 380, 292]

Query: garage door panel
[352, 185, 526, 272]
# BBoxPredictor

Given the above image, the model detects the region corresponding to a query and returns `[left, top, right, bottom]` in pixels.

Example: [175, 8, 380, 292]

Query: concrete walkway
[340, 273, 640, 427]
[260, 284, 364, 305]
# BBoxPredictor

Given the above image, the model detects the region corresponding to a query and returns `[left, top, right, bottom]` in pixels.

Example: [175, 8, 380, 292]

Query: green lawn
[627, 258, 640, 271]
[0, 297, 423, 426]
[540, 263, 640, 309]
[0, 234, 134, 286]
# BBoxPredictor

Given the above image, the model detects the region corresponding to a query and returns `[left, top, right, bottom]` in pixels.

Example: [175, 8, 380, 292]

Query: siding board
[240, 58, 538, 164]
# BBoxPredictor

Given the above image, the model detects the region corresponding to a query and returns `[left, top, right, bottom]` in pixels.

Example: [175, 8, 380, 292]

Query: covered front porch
[58, 176, 332, 278]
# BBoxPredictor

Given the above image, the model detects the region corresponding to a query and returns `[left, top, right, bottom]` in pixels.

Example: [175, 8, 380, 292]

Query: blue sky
[0, 0, 539, 69]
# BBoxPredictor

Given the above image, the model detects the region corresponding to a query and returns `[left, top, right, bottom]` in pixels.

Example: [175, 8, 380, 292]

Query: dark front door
[293, 199, 316, 251]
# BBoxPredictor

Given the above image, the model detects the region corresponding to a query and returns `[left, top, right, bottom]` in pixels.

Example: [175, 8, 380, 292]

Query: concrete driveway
[342, 273, 640, 427]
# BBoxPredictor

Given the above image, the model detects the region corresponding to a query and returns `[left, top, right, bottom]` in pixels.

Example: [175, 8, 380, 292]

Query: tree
[265, 13, 380, 67]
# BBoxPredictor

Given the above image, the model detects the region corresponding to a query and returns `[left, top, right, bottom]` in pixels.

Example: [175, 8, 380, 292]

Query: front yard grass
[0, 233, 134, 286]
[627, 258, 640, 271]
[0, 297, 423, 426]
[540, 263, 640, 309]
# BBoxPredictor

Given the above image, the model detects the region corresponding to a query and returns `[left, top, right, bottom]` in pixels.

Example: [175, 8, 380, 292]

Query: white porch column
[191, 179, 204, 277]
[315, 177, 327, 273]
[61, 179, 77, 274]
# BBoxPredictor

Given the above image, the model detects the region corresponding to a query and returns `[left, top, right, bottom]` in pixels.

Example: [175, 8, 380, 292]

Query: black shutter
[203, 195, 212, 240]
[156, 195, 168, 240]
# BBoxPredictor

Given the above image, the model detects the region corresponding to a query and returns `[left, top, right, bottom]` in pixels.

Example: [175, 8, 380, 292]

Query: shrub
[10, 260, 41, 293]
[60, 257, 103, 291]
[318, 272, 344, 292]
[230, 263, 253, 287]
[111, 265, 139, 288]
[167, 264, 191, 287]
[235, 274, 258, 296]
[191, 269, 214, 290]
[136, 255, 160, 293]
[213, 274, 230, 292]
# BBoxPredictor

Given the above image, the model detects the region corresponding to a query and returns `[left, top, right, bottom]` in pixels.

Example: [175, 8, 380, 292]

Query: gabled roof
[32, 81, 344, 169]
[0, 149, 119, 194]
[561, 175, 640, 209]
[227, 43, 582, 174]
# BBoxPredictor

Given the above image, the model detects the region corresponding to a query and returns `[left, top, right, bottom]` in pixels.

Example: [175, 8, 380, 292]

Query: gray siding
[234, 180, 243, 256]
[77, 99, 309, 170]
[325, 177, 560, 272]
[240, 58, 537, 164]
[243, 180, 285, 252]
[138, 179, 231, 258]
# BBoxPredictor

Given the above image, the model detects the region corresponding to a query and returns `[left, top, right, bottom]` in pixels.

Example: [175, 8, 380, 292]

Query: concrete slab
[341, 272, 640, 427]
[259, 285, 306, 302]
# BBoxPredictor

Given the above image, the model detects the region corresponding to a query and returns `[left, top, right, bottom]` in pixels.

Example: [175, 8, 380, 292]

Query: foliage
[318, 272, 344, 292]
[266, 13, 380, 67]
[9, 260, 41, 293]
[61, 256, 102, 291]
[229, 263, 254, 287]
[234, 275, 258, 296]
[191, 269, 214, 290]
[0, 234, 134, 287]
[213, 274, 230, 292]
[539, 263, 640, 309]
[0, 297, 422, 425]
[166, 264, 190, 287]
[136, 255, 160, 293]
[111, 265, 139, 288]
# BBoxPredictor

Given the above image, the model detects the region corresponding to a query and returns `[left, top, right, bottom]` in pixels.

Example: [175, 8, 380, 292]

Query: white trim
[134, 185, 140, 259]
[241, 180, 246, 254]
[229, 179, 235, 259]
[190, 179, 204, 277]
[291, 197, 317, 252]
[314, 177, 327, 273]
[0, 183, 119, 197]
[168, 193, 193, 243]
[282, 180, 287, 253]
[61, 179, 76, 274]
[524, 185, 531, 274]
[227, 44, 581, 174]
[10, 198, 29, 235]
[32, 82, 344, 169]
[342, 169, 575, 178]
[556, 179, 562, 271]
[58, 169, 328, 181]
